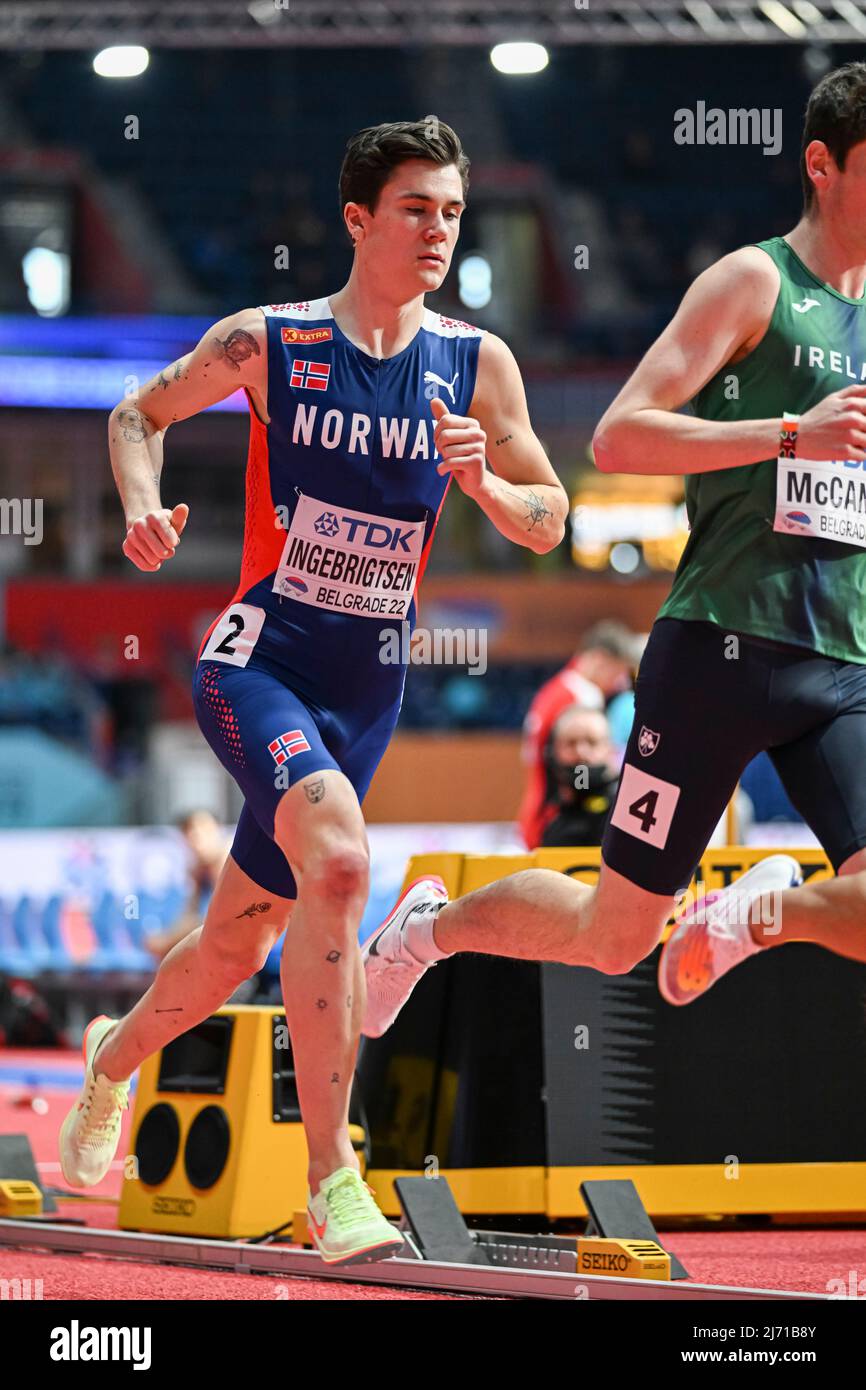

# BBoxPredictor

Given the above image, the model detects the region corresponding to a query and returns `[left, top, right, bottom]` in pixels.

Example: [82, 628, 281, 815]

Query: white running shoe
[307, 1167, 404, 1266]
[59, 1015, 131, 1187]
[657, 854, 803, 1006]
[361, 875, 449, 1038]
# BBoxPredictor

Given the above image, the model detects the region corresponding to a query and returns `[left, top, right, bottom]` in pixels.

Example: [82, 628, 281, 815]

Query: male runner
[59, 119, 568, 1265]
[363, 62, 866, 1038]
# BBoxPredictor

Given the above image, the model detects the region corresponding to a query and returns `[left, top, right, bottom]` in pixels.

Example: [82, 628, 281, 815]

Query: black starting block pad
[394, 1176, 491, 1265]
[581, 1178, 688, 1279]
[0, 1134, 57, 1214]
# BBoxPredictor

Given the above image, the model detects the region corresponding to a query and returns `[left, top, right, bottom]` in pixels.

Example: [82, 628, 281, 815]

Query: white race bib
[272, 493, 425, 619]
[200, 603, 265, 667]
[609, 763, 681, 850]
[774, 455, 866, 548]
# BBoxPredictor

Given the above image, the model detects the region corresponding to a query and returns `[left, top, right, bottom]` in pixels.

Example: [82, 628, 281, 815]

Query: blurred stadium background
[1, 0, 864, 1035]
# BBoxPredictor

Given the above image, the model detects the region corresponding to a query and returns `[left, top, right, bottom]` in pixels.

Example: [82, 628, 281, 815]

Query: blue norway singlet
[193, 297, 484, 898]
[197, 297, 484, 684]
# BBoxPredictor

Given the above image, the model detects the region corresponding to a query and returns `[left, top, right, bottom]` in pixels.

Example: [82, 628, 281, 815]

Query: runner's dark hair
[801, 62, 866, 212]
[339, 118, 469, 239]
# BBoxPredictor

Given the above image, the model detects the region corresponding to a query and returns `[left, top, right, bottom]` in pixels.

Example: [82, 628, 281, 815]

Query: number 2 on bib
[200, 603, 265, 668]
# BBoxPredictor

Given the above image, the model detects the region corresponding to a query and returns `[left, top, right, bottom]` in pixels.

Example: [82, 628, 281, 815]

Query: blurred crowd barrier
[0, 821, 523, 983]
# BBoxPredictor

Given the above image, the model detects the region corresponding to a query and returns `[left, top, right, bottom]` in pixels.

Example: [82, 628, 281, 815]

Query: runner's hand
[123, 502, 189, 572]
[431, 397, 488, 498]
[798, 385, 866, 460]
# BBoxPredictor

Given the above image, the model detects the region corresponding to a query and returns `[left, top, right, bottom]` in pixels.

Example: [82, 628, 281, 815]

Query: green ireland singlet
[658, 235, 866, 662]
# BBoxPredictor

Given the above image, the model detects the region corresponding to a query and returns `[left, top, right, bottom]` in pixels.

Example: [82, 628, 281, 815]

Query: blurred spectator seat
[0, 728, 122, 827]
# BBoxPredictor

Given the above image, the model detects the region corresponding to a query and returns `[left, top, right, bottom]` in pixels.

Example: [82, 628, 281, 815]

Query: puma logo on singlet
[423, 369, 460, 404]
[791, 297, 820, 314]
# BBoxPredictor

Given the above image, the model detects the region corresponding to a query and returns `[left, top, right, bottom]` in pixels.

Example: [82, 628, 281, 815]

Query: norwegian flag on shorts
[290, 359, 330, 391]
[268, 730, 311, 766]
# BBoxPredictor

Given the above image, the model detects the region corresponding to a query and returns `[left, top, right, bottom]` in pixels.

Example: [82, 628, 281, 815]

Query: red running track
[1, 1048, 864, 1300]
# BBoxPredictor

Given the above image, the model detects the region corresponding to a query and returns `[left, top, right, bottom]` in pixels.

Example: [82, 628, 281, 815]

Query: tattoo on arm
[331, 1073, 340, 1083]
[155, 359, 185, 392]
[235, 901, 272, 919]
[495, 434, 513, 446]
[316, 999, 328, 1010]
[507, 486, 554, 532]
[117, 408, 148, 444]
[304, 778, 325, 804]
[212, 329, 261, 372]
[326, 950, 341, 963]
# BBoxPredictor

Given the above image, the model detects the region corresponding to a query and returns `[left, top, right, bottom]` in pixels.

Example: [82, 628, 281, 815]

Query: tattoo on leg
[212, 329, 261, 372]
[235, 902, 272, 919]
[326, 949, 341, 963]
[304, 778, 326, 804]
[316, 999, 328, 1010]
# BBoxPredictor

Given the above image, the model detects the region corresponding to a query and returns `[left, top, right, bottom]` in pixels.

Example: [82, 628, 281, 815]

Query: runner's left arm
[432, 333, 568, 554]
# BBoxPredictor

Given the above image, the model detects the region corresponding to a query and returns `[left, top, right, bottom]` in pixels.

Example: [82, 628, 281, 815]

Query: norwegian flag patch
[290, 359, 330, 391]
[268, 729, 312, 765]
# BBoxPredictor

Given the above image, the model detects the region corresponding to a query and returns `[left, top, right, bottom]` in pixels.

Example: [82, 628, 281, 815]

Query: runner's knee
[292, 841, 370, 900]
[200, 928, 276, 981]
[590, 940, 651, 976]
[199, 904, 284, 979]
[573, 895, 668, 975]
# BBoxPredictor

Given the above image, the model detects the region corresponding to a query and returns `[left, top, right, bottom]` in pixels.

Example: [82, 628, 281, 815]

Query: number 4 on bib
[629, 788, 659, 834]
[609, 764, 681, 850]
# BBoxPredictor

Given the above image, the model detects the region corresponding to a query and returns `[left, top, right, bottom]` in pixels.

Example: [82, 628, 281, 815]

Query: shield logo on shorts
[638, 725, 660, 757]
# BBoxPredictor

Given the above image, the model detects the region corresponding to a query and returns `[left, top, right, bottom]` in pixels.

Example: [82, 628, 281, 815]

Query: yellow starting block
[0, 1179, 43, 1218]
[577, 1236, 671, 1281]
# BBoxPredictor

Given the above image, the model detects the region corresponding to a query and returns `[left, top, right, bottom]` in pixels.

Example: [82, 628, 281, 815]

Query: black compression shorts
[601, 617, 866, 896]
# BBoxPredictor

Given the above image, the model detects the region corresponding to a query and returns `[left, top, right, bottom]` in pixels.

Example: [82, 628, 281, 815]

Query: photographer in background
[518, 620, 643, 849]
[538, 703, 621, 849]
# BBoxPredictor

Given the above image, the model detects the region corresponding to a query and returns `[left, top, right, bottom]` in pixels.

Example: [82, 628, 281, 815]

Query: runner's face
[367, 159, 464, 293]
[835, 139, 866, 247]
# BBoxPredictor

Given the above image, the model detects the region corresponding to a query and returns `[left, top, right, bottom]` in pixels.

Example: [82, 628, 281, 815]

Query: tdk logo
[315, 511, 418, 551]
[314, 511, 340, 538]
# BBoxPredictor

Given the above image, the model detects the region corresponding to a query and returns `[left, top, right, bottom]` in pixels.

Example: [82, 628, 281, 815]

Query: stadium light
[247, 0, 284, 24]
[490, 42, 549, 76]
[93, 46, 150, 78]
[22, 247, 70, 317]
[458, 255, 492, 310]
[609, 542, 641, 575]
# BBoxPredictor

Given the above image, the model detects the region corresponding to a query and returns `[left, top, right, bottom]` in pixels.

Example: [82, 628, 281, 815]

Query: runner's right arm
[592, 247, 866, 476]
[108, 308, 266, 571]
